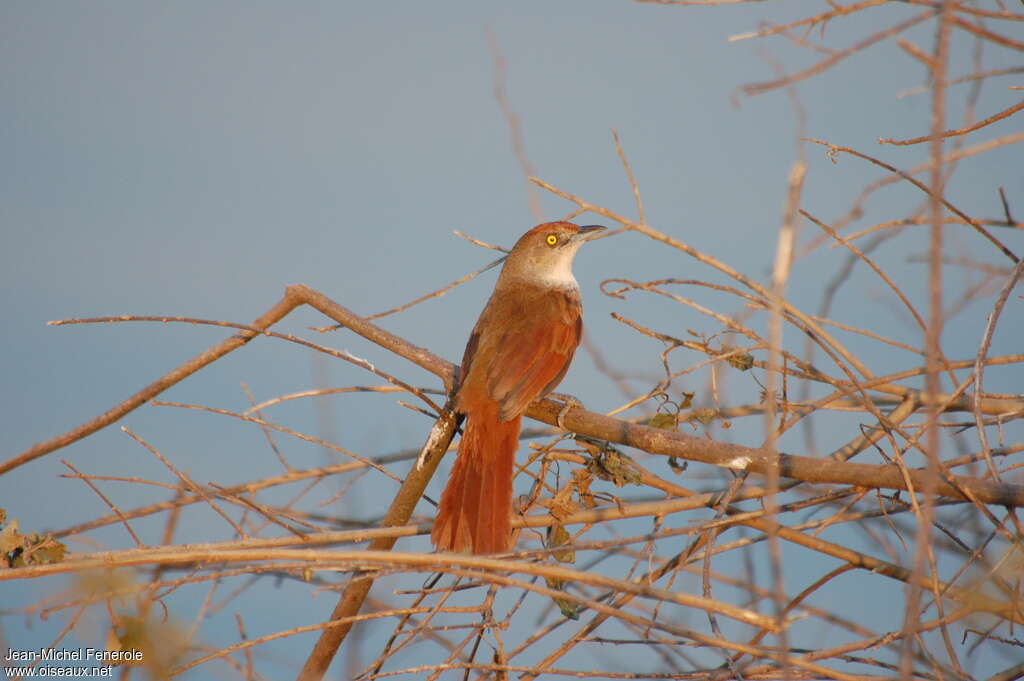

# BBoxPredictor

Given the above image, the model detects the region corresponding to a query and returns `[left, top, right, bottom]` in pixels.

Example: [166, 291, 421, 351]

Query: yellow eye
[546, 234, 558, 246]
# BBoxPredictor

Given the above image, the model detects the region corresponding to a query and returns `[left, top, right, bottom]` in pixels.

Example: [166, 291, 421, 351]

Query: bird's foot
[548, 392, 583, 431]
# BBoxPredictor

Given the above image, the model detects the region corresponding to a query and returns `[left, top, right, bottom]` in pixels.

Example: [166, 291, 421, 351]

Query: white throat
[535, 254, 580, 289]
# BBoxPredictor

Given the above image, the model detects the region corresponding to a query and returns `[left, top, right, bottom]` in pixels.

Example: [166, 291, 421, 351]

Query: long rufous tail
[431, 401, 520, 554]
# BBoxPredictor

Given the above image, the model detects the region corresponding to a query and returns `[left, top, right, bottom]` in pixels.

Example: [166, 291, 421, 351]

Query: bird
[431, 221, 605, 554]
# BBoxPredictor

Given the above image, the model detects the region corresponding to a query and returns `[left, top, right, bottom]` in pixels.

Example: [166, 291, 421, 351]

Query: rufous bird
[431, 221, 605, 554]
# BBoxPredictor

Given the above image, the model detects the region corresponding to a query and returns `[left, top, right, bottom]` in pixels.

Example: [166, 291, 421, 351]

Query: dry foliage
[4, 2, 1024, 680]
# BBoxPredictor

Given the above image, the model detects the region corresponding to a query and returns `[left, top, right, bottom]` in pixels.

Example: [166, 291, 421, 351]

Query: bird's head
[500, 221, 605, 289]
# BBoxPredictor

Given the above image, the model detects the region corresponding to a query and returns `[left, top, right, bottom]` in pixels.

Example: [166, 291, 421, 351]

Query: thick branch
[295, 405, 458, 681]
[5, 292, 304, 476]
[526, 399, 1024, 507]
[5, 284, 455, 478]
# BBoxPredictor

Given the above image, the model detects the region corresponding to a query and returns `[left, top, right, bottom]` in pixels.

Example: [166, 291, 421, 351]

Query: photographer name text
[5, 648, 142, 663]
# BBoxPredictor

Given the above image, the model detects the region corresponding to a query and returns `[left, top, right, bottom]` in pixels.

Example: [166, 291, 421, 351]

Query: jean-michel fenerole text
[5, 647, 142, 663]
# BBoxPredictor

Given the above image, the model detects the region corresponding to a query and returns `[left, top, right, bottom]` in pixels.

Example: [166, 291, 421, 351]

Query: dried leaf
[1, 518, 23, 556]
[572, 469, 597, 508]
[544, 576, 580, 620]
[727, 352, 754, 371]
[108, 617, 149, 667]
[103, 607, 187, 675]
[553, 596, 580, 620]
[3, 518, 67, 568]
[689, 408, 716, 425]
[648, 412, 677, 430]
[548, 484, 579, 520]
[22, 534, 66, 566]
[574, 437, 605, 457]
[546, 523, 576, 563]
[587, 449, 642, 487]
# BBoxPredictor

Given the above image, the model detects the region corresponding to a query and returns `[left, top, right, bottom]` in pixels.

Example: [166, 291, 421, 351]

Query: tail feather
[432, 402, 520, 554]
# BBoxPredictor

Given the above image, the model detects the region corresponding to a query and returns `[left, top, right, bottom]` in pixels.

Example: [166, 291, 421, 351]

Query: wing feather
[487, 290, 581, 420]
[457, 285, 582, 421]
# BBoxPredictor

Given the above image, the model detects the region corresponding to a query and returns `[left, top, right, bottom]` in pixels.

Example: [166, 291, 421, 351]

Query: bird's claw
[548, 392, 583, 431]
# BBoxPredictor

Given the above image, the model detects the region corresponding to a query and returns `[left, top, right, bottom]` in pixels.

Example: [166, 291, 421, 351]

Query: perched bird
[431, 221, 605, 554]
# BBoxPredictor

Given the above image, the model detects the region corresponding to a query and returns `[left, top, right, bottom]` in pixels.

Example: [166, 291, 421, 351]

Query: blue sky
[3, 2, 1022, 677]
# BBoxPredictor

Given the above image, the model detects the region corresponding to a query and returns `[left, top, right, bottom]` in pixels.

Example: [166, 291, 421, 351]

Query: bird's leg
[547, 392, 583, 431]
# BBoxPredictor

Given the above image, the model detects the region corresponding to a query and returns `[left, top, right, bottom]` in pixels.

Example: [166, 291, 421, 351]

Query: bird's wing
[473, 289, 582, 421]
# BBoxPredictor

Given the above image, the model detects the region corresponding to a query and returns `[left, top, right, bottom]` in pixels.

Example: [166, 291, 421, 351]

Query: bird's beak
[575, 225, 607, 242]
